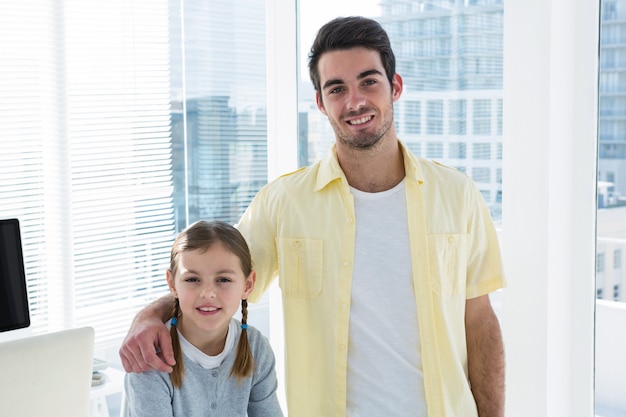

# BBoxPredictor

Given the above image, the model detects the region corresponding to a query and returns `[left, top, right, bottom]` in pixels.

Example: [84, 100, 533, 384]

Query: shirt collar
[315, 140, 424, 192]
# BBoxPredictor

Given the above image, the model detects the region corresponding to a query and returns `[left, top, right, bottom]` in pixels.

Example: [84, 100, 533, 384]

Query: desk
[90, 367, 125, 417]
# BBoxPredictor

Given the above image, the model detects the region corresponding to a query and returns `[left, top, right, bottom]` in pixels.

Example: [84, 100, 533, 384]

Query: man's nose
[346, 89, 366, 111]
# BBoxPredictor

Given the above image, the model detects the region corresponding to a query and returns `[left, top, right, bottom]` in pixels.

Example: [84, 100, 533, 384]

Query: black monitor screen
[0, 218, 30, 332]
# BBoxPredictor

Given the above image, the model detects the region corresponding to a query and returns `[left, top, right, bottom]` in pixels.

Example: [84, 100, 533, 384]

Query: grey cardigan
[124, 322, 283, 417]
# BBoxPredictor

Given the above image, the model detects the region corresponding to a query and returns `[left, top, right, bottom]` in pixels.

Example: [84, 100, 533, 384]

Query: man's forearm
[134, 293, 176, 325]
[466, 296, 505, 417]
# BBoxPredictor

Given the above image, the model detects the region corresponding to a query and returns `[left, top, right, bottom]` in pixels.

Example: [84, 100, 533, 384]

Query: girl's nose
[200, 284, 216, 298]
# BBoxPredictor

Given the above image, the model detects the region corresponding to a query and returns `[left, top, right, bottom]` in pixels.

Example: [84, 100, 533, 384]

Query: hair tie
[170, 317, 178, 326]
[241, 323, 248, 330]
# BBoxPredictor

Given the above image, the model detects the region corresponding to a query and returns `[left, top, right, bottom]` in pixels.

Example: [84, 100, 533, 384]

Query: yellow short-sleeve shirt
[237, 141, 506, 417]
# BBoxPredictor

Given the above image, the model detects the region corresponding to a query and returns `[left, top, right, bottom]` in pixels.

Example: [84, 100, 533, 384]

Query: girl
[125, 220, 283, 417]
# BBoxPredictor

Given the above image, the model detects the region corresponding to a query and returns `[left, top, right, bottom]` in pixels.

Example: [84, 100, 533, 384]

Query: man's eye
[363, 79, 377, 86]
[329, 86, 344, 94]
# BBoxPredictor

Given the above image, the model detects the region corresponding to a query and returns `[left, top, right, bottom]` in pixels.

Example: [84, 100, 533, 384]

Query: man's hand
[119, 295, 177, 373]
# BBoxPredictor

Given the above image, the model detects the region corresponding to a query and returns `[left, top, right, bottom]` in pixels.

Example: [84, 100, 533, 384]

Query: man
[120, 16, 506, 417]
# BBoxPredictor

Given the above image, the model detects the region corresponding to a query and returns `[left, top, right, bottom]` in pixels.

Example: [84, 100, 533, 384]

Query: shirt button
[339, 344, 346, 350]
[211, 371, 218, 377]
[448, 236, 455, 243]
[343, 261, 349, 267]
[340, 303, 347, 310]
[347, 217, 353, 223]
[293, 240, 301, 248]
[211, 402, 217, 409]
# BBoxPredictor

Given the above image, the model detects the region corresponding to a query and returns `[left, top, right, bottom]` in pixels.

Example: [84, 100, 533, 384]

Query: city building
[378, 0, 504, 220]
[598, 0, 626, 205]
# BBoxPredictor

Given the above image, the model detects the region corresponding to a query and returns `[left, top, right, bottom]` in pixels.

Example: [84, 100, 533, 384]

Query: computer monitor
[0, 218, 30, 333]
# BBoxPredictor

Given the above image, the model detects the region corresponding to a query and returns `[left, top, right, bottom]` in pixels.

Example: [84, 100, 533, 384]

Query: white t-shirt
[176, 318, 238, 369]
[347, 180, 427, 416]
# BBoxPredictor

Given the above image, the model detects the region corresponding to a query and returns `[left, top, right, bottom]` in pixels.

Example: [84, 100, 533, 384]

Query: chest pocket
[428, 233, 468, 296]
[276, 237, 323, 298]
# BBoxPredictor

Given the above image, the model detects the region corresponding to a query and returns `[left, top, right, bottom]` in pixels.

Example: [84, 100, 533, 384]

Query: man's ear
[316, 91, 328, 115]
[391, 73, 403, 103]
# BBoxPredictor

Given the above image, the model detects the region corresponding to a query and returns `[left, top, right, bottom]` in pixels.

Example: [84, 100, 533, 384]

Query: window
[405, 101, 422, 134]
[449, 142, 467, 159]
[405, 142, 422, 156]
[473, 99, 492, 135]
[497, 99, 503, 135]
[472, 167, 491, 183]
[598, 252, 606, 274]
[299, 1, 504, 218]
[426, 100, 444, 134]
[449, 99, 467, 135]
[596, 10, 626, 414]
[426, 142, 444, 159]
[0, 0, 268, 351]
[473, 142, 492, 159]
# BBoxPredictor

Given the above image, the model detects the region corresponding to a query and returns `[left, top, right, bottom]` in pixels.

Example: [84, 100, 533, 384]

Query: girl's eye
[217, 277, 232, 283]
[184, 277, 199, 283]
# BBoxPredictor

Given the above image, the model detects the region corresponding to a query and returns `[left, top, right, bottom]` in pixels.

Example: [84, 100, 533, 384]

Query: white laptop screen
[0, 218, 30, 332]
[0, 326, 95, 417]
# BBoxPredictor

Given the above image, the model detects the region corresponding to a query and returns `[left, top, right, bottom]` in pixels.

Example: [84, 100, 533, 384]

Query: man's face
[315, 47, 402, 150]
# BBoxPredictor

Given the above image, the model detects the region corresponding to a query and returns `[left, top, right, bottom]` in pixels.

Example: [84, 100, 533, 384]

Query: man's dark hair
[308, 16, 396, 95]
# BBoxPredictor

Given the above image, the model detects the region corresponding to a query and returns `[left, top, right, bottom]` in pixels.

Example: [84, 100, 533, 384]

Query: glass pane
[298, 0, 504, 223]
[170, 0, 268, 231]
[595, 1, 626, 415]
[0, 0, 270, 354]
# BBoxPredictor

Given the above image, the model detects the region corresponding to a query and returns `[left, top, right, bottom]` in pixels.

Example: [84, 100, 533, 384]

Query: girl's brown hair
[168, 220, 254, 388]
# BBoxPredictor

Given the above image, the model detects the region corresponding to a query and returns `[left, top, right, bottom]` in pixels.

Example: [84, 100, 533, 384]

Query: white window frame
[265, 0, 298, 409]
[502, 1, 598, 416]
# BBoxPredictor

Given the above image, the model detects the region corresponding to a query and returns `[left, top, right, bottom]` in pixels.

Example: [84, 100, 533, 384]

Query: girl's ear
[166, 269, 178, 298]
[242, 270, 256, 299]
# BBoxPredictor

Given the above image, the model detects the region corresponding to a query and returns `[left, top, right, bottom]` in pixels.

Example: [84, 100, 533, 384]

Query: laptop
[0, 326, 95, 417]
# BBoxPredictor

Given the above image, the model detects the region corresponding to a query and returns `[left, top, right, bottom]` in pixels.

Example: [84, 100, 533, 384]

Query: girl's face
[167, 242, 255, 352]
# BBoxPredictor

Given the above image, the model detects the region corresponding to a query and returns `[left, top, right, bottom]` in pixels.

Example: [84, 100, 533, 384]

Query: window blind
[0, 0, 175, 348]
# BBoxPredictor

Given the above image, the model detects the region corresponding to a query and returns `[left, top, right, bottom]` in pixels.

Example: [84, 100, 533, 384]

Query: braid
[230, 299, 254, 383]
[169, 299, 184, 388]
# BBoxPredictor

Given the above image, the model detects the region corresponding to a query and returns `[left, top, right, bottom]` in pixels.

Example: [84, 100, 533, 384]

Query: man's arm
[465, 294, 505, 417]
[119, 294, 176, 373]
